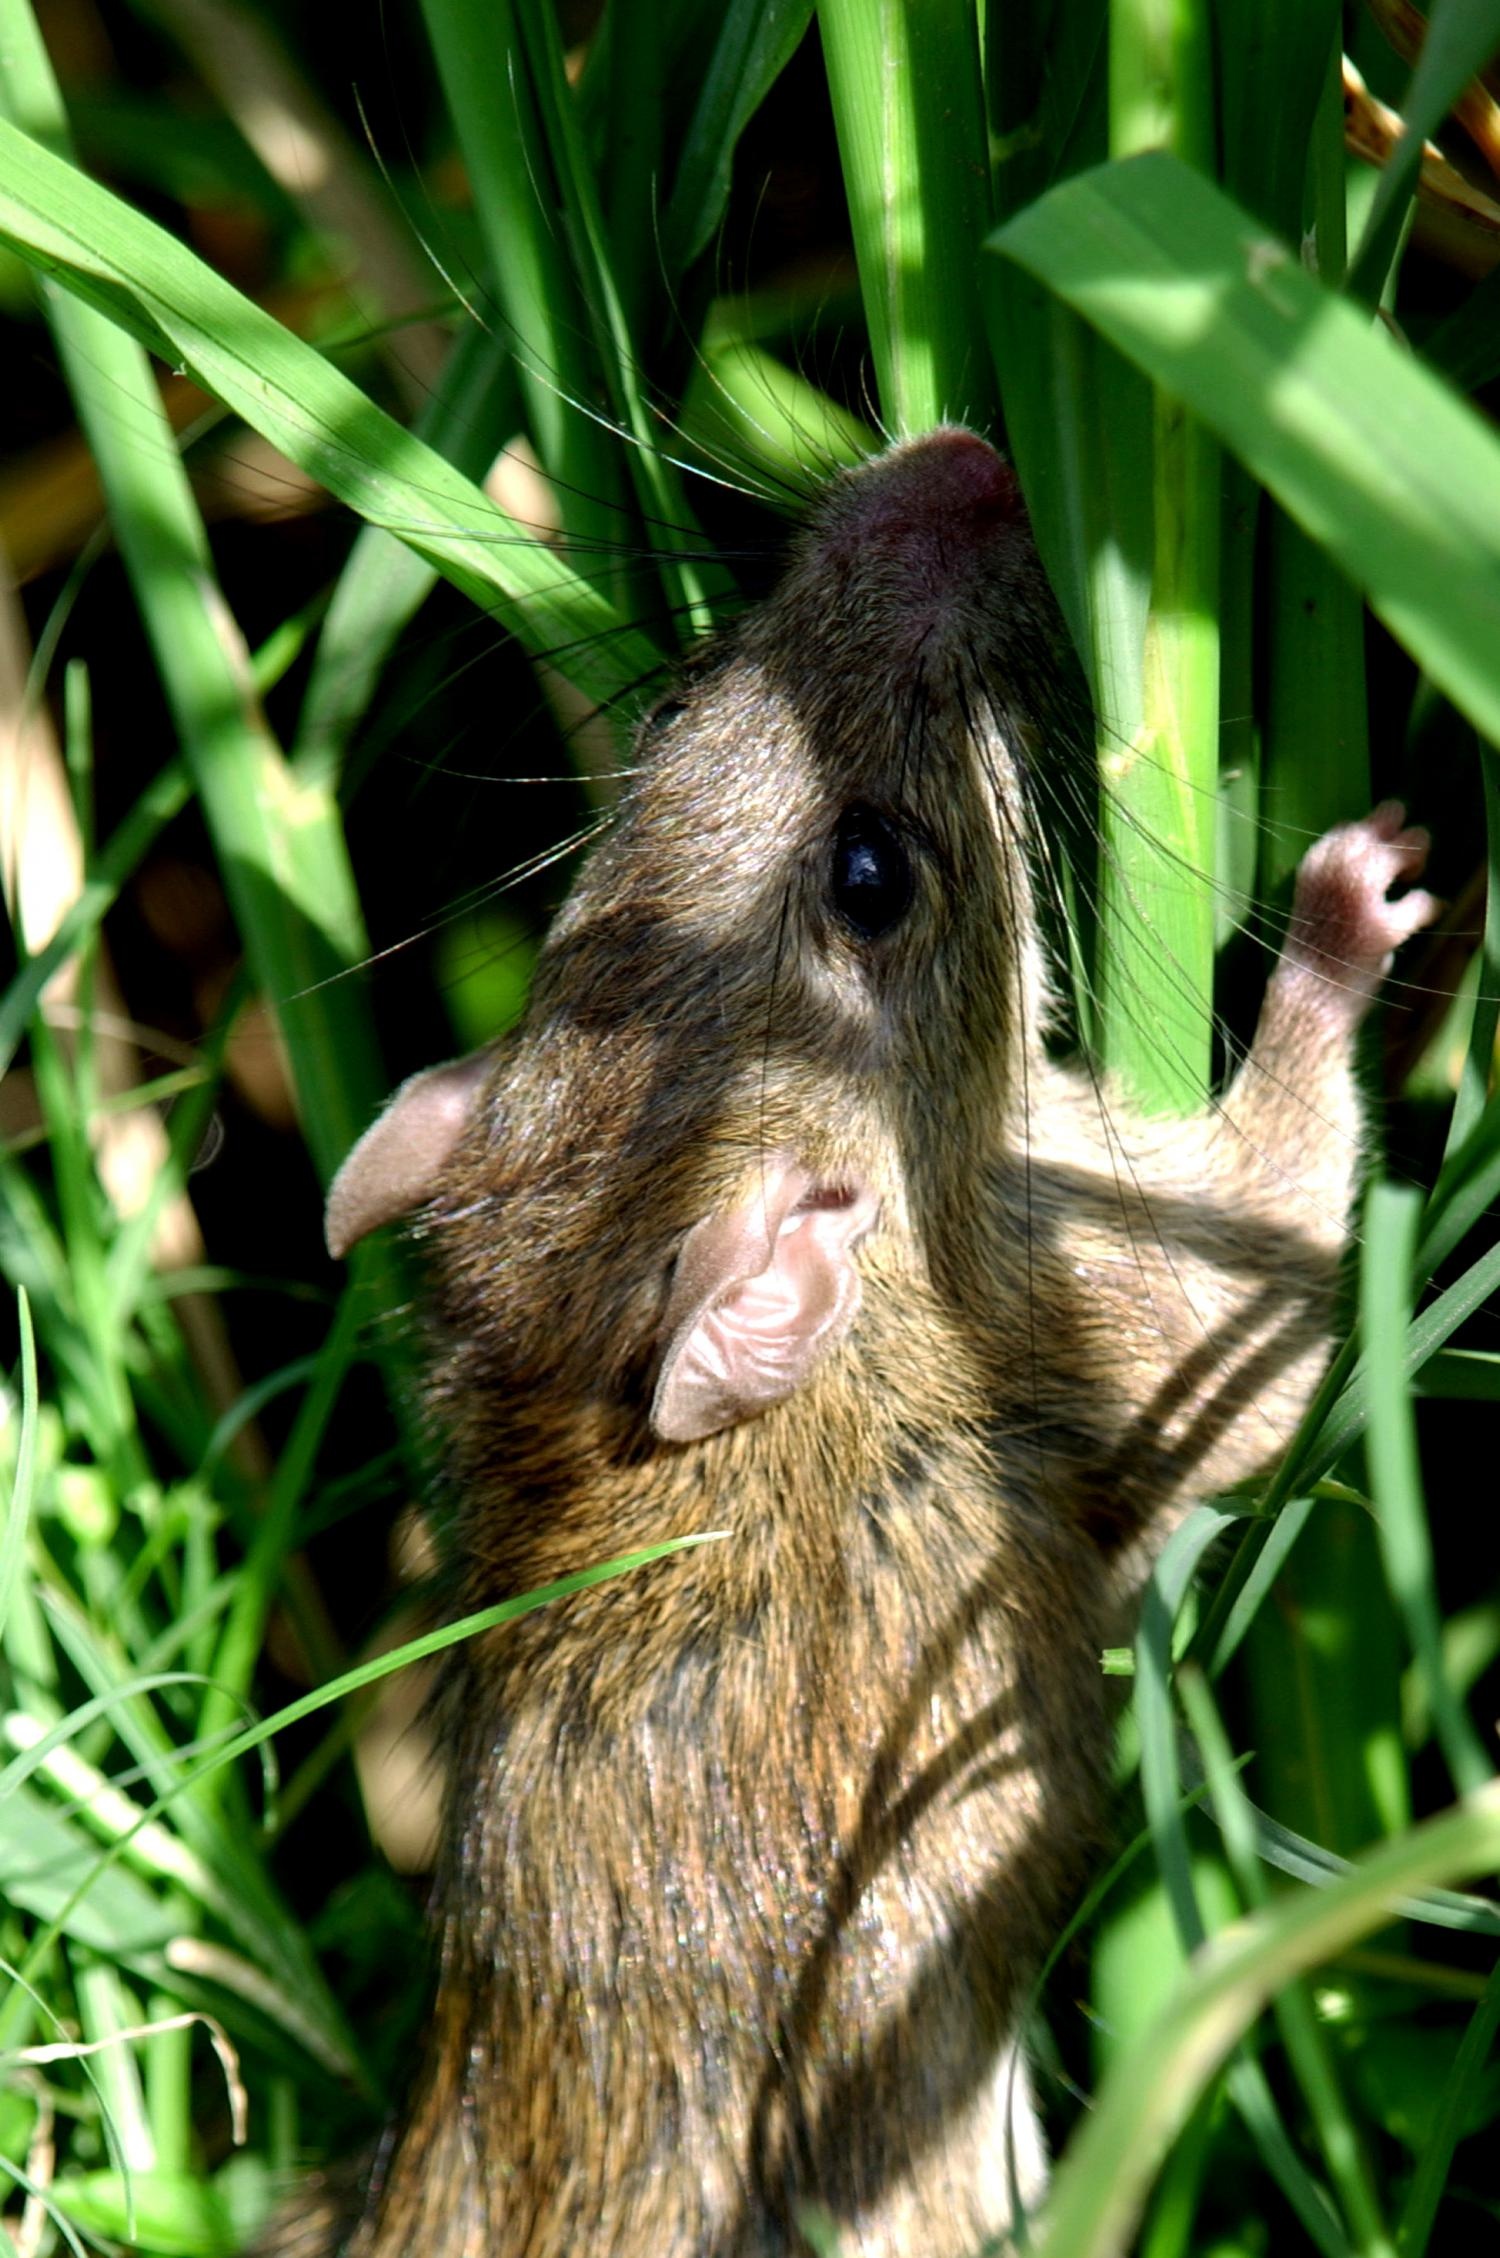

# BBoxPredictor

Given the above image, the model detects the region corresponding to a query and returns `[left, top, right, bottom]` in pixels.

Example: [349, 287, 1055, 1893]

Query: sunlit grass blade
[818, 0, 995, 432]
[16, 1621, 362, 2073]
[1184, 1747, 1500, 1938]
[6, 1535, 728, 2057]
[989, 151, 1500, 749]
[0, 116, 661, 709]
[1090, 0, 1220, 1111]
[0, 1778, 178, 1955]
[986, 269, 1149, 1055]
[678, 335, 875, 496]
[54, 2164, 243, 2256]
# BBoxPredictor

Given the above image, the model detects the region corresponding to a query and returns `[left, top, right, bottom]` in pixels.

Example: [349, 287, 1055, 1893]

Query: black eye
[830, 807, 915, 940]
[640, 692, 688, 738]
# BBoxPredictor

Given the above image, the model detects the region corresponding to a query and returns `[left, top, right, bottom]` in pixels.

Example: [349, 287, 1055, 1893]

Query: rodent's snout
[826, 426, 1021, 555]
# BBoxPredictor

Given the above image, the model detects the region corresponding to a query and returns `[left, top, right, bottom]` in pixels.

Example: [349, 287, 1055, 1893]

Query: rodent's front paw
[1282, 802, 1438, 1017]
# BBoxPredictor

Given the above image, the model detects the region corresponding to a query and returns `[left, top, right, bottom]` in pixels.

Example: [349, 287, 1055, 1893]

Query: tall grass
[0, 0, 1497, 2251]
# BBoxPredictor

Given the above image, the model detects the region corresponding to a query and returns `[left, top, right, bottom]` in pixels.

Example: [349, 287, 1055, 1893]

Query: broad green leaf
[989, 152, 1500, 748]
[0, 1781, 176, 1956]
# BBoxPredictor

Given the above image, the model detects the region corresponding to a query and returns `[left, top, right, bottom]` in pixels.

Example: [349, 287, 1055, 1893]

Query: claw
[1281, 805, 1439, 1022]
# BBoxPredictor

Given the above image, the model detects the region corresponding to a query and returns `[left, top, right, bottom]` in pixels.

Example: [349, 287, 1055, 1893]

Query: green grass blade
[0, 1290, 38, 1645]
[1135, 1504, 1239, 1951]
[1215, 0, 1339, 244]
[1259, 516, 1369, 885]
[6, 1532, 729, 2051]
[985, 0, 1109, 222]
[678, 335, 875, 494]
[0, 1780, 178, 1956]
[1181, 1665, 1395, 2258]
[0, 756, 192, 1078]
[291, 320, 522, 779]
[510, 0, 718, 634]
[1208, 1212, 1500, 1686]
[818, 0, 995, 432]
[989, 152, 1500, 749]
[1038, 1782, 1500, 2258]
[1185, 1752, 1500, 1938]
[662, 0, 816, 274]
[1442, 747, 1500, 1161]
[1396, 1954, 1500, 2256]
[1416, 1350, 1500, 1400]
[416, 0, 631, 561]
[985, 270, 1150, 1056]
[42, 287, 384, 1189]
[197, 1291, 362, 1777]
[1223, 18, 1367, 882]
[1361, 1183, 1492, 1797]
[1421, 1088, 1500, 1280]
[1134, 1503, 1349, 2250]
[1090, 0, 1219, 1112]
[0, 117, 661, 708]
[0, 6, 390, 1190]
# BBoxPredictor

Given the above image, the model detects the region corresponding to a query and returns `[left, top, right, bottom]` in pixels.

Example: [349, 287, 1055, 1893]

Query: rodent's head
[329, 429, 1076, 1451]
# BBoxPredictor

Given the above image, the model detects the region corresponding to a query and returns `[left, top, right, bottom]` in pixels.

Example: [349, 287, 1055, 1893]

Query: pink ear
[652, 1162, 879, 1443]
[325, 1052, 496, 1258]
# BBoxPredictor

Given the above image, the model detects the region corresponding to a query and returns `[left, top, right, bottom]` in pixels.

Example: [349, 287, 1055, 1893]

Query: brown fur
[258, 432, 1432, 2257]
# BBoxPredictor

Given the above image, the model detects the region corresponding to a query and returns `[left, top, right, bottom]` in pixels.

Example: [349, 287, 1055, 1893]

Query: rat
[276, 426, 1435, 2257]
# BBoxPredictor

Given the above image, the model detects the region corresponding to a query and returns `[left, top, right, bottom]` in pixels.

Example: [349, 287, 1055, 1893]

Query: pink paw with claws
[1283, 802, 1438, 1022]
